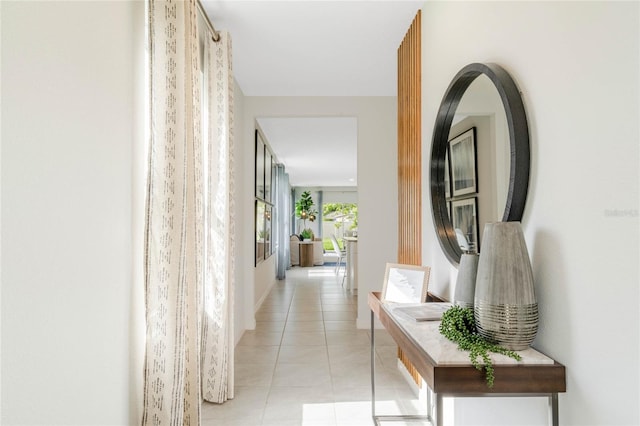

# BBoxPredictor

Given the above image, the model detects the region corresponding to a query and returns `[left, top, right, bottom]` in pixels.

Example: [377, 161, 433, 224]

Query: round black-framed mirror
[430, 63, 530, 265]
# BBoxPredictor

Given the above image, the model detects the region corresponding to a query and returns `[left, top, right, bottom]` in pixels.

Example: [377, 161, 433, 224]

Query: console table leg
[549, 393, 559, 426]
[435, 393, 443, 426]
[370, 310, 377, 423]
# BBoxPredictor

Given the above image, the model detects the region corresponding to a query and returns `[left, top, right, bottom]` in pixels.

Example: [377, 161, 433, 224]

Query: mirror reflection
[445, 75, 509, 253]
[430, 62, 530, 265]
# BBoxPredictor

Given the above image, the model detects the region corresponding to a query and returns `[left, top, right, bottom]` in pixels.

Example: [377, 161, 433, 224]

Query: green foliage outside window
[322, 203, 358, 229]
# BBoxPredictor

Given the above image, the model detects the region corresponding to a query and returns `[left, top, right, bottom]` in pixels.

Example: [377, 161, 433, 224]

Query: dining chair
[330, 234, 347, 280]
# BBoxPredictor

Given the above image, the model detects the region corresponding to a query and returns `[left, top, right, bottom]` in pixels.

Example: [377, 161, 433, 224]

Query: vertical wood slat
[397, 11, 421, 266]
[397, 10, 422, 387]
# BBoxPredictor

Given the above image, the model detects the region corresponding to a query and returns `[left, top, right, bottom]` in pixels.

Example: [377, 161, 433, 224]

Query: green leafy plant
[295, 191, 317, 230]
[323, 202, 357, 237]
[300, 228, 314, 240]
[439, 306, 521, 388]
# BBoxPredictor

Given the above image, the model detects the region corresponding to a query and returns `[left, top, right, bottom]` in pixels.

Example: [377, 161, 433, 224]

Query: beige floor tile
[327, 344, 371, 365]
[235, 345, 279, 365]
[368, 328, 397, 346]
[321, 294, 354, 302]
[286, 310, 323, 321]
[266, 384, 334, 403]
[331, 366, 374, 388]
[323, 310, 357, 321]
[289, 303, 323, 312]
[272, 361, 332, 387]
[254, 320, 286, 333]
[201, 386, 268, 423]
[263, 385, 336, 425]
[324, 320, 357, 331]
[284, 320, 324, 332]
[321, 300, 355, 307]
[238, 331, 283, 346]
[322, 305, 356, 313]
[255, 310, 288, 321]
[262, 404, 336, 426]
[278, 345, 329, 364]
[281, 330, 326, 346]
[203, 266, 420, 425]
[201, 407, 264, 425]
[326, 330, 371, 346]
[235, 363, 275, 387]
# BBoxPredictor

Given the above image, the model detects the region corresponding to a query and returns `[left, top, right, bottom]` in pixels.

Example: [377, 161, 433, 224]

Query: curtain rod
[197, 0, 221, 42]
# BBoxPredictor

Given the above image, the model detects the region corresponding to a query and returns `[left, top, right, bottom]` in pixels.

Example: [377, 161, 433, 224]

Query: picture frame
[264, 204, 272, 256]
[449, 127, 477, 197]
[255, 131, 265, 199]
[255, 200, 266, 265]
[265, 149, 272, 203]
[451, 197, 479, 254]
[381, 263, 431, 304]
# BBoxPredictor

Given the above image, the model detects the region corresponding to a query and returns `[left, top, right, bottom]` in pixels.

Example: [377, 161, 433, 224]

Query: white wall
[321, 188, 358, 204]
[453, 74, 509, 220]
[242, 97, 397, 329]
[233, 79, 247, 344]
[421, 2, 639, 425]
[1, 1, 141, 424]
[254, 256, 277, 312]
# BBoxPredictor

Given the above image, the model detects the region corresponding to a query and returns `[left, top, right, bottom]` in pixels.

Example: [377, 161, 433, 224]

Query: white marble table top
[383, 302, 554, 366]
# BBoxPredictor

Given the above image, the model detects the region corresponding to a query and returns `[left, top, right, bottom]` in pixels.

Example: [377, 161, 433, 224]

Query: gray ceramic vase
[474, 222, 538, 351]
[454, 253, 479, 310]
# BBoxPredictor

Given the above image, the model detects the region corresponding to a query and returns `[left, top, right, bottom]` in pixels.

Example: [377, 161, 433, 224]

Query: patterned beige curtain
[201, 30, 235, 404]
[143, 0, 235, 422]
[143, 0, 203, 424]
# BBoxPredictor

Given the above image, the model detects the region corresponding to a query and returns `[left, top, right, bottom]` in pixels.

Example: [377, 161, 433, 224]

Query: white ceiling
[257, 116, 358, 187]
[201, 0, 423, 186]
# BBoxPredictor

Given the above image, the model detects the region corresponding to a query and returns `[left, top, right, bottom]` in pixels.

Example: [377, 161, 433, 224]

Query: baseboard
[254, 277, 277, 313]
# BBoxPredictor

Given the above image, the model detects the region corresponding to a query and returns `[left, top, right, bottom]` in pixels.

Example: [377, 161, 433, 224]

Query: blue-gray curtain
[275, 164, 290, 279]
[317, 191, 323, 238]
[290, 188, 296, 235]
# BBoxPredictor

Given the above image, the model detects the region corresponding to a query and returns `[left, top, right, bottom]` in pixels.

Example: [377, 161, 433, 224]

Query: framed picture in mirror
[449, 127, 477, 197]
[381, 263, 431, 304]
[451, 197, 479, 254]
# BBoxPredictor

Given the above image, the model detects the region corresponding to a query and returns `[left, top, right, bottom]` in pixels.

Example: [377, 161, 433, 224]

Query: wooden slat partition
[397, 10, 422, 387]
[397, 10, 421, 266]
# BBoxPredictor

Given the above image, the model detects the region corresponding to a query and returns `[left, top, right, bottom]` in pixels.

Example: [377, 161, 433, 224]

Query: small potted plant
[439, 306, 521, 388]
[300, 228, 314, 241]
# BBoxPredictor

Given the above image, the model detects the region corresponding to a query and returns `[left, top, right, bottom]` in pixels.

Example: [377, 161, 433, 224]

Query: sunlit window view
[322, 203, 358, 252]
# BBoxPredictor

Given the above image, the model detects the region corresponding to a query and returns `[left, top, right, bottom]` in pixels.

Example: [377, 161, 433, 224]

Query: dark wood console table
[369, 292, 566, 426]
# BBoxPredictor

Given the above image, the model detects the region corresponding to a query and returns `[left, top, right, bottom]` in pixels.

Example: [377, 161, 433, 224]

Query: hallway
[202, 265, 429, 425]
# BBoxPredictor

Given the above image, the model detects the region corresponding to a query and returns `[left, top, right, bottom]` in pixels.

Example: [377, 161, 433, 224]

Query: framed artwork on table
[449, 127, 477, 197]
[451, 197, 479, 254]
[381, 263, 431, 304]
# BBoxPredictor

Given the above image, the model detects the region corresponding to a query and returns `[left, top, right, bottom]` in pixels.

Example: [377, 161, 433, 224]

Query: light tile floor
[202, 265, 430, 425]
